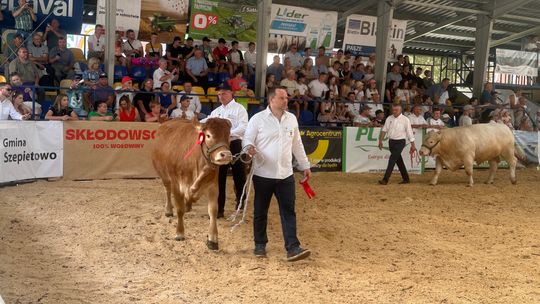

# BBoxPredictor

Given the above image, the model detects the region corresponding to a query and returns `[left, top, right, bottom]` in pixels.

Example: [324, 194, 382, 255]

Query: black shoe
[217, 211, 224, 219]
[254, 244, 266, 257]
[399, 180, 410, 184]
[378, 179, 388, 185]
[287, 247, 311, 262]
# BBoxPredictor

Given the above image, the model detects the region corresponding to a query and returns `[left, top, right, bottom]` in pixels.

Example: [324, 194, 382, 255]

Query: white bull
[419, 123, 517, 186]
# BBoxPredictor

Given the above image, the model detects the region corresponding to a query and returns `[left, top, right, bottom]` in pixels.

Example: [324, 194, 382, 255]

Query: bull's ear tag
[183, 132, 206, 160]
[197, 131, 205, 144]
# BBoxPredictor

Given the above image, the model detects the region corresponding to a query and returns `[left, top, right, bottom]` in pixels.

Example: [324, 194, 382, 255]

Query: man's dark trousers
[218, 139, 246, 214]
[383, 139, 409, 182]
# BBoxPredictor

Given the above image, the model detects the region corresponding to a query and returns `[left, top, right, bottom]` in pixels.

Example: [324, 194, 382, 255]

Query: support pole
[374, 0, 395, 97]
[473, 14, 493, 97]
[105, 0, 117, 86]
[255, 0, 271, 104]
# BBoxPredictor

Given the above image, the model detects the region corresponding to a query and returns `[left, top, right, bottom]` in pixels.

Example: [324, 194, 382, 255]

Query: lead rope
[229, 146, 263, 232]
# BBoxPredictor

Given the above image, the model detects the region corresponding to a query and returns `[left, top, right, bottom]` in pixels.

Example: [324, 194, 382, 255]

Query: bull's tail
[514, 142, 528, 165]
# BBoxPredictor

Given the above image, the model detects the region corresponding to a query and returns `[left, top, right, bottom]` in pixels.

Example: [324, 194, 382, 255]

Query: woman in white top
[395, 79, 411, 105]
[327, 75, 339, 97]
[354, 80, 365, 102]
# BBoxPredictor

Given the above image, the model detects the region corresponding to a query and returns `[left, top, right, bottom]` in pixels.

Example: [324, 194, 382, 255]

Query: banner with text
[495, 49, 538, 77]
[189, 0, 257, 42]
[0, 0, 83, 34]
[0, 121, 63, 183]
[270, 4, 337, 50]
[139, 0, 189, 42]
[96, 0, 141, 37]
[343, 127, 423, 174]
[343, 14, 407, 61]
[300, 128, 342, 172]
[63, 121, 158, 180]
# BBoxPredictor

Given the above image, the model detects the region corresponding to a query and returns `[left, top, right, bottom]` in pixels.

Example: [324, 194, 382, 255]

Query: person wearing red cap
[115, 76, 135, 111]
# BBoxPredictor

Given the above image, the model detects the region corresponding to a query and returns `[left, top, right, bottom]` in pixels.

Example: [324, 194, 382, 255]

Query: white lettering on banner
[2, 0, 75, 17]
[343, 127, 424, 174]
[343, 14, 407, 59]
[0, 121, 63, 184]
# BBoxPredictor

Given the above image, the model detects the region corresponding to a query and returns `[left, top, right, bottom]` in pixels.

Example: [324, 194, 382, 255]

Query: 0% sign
[192, 13, 219, 29]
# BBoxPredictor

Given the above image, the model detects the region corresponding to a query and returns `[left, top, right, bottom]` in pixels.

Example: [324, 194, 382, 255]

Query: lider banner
[270, 4, 337, 50]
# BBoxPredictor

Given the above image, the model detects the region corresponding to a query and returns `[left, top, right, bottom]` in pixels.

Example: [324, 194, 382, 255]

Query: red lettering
[95, 130, 106, 140]
[87, 130, 95, 140]
[151, 130, 157, 139]
[65, 129, 75, 140]
[76, 129, 86, 140]
[106, 129, 115, 140]
[129, 129, 142, 140]
[118, 130, 128, 140]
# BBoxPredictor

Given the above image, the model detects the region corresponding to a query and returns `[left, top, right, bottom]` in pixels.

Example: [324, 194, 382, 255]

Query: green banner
[189, 0, 257, 42]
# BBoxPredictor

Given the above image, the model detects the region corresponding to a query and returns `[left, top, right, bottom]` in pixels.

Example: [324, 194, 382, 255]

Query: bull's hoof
[206, 240, 219, 251]
[484, 181, 494, 185]
[175, 234, 185, 241]
[185, 203, 192, 213]
[429, 182, 437, 186]
[165, 212, 174, 218]
[511, 180, 517, 185]
[467, 184, 473, 187]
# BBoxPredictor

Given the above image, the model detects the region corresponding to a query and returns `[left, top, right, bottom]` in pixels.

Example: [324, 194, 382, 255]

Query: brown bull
[151, 118, 232, 250]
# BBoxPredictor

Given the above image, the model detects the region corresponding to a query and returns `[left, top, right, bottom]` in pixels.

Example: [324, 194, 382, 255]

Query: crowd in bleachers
[0, 1, 539, 130]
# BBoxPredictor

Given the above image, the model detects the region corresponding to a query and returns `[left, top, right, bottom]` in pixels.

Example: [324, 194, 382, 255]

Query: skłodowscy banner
[0, 121, 63, 184]
[96, 0, 141, 37]
[343, 127, 423, 174]
[495, 49, 539, 77]
[0, 0, 83, 34]
[300, 128, 342, 172]
[269, 4, 337, 50]
[343, 14, 407, 61]
[63, 121, 158, 180]
[189, 0, 257, 42]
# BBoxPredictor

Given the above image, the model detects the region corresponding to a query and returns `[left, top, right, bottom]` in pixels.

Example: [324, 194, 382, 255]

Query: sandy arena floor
[1, 169, 539, 304]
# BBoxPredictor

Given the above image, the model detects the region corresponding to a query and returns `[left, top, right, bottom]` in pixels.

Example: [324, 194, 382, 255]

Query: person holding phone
[11, 0, 36, 40]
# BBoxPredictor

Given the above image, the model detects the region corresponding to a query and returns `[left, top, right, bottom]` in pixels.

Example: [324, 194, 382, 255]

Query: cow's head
[419, 130, 442, 156]
[195, 118, 233, 165]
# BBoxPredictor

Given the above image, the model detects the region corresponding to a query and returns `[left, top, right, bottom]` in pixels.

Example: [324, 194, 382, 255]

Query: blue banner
[0, 0, 83, 34]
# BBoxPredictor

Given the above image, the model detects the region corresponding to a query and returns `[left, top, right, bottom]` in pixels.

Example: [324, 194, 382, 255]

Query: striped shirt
[13, 6, 33, 31]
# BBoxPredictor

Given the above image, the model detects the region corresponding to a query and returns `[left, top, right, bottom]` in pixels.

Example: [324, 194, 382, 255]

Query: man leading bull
[243, 86, 312, 262]
[203, 82, 248, 218]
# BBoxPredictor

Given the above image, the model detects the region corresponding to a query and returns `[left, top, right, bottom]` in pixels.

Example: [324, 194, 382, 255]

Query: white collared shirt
[206, 99, 248, 141]
[243, 107, 310, 179]
[0, 98, 24, 120]
[382, 113, 415, 142]
[88, 34, 106, 52]
[170, 108, 195, 120]
[244, 50, 256, 66]
[153, 68, 172, 89]
[407, 114, 427, 127]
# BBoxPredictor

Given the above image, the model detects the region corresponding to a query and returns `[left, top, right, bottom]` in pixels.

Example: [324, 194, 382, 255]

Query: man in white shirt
[244, 42, 256, 77]
[408, 104, 428, 133]
[87, 24, 106, 61]
[0, 83, 30, 120]
[170, 95, 195, 120]
[280, 69, 298, 96]
[122, 29, 143, 69]
[427, 108, 445, 133]
[204, 82, 248, 218]
[243, 86, 312, 262]
[283, 45, 303, 70]
[378, 104, 416, 185]
[308, 72, 329, 99]
[178, 81, 204, 119]
[153, 58, 178, 90]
